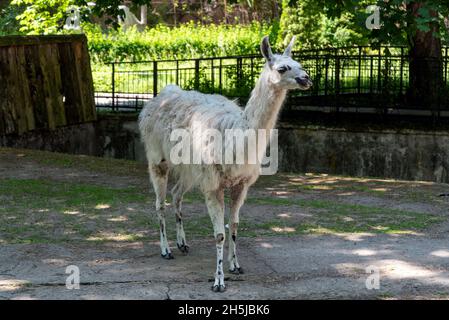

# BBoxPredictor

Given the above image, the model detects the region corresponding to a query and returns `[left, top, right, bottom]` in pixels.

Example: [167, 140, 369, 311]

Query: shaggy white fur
[138, 36, 312, 292]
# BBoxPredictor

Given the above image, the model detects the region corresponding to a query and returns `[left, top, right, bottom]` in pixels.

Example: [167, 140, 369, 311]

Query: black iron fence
[93, 46, 449, 117]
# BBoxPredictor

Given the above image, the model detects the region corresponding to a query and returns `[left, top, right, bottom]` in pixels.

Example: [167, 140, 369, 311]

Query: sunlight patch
[430, 250, 449, 258]
[108, 216, 128, 222]
[271, 226, 295, 233]
[95, 204, 111, 210]
[64, 210, 80, 215]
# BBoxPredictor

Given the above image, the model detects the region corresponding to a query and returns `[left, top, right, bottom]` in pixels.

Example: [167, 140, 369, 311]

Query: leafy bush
[84, 22, 278, 64]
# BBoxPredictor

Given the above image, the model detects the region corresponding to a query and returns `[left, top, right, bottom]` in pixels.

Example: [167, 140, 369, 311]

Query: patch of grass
[246, 197, 443, 236]
[0, 147, 147, 177]
[0, 163, 445, 244]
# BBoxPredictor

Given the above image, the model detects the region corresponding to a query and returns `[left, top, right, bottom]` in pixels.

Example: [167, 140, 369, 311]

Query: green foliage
[85, 21, 277, 63]
[0, 4, 24, 35]
[277, 0, 367, 49]
[10, 0, 75, 34]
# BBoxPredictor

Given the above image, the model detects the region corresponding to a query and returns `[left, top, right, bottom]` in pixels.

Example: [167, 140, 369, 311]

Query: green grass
[0, 147, 148, 177]
[0, 148, 446, 243]
[0, 176, 443, 244]
[247, 196, 443, 235]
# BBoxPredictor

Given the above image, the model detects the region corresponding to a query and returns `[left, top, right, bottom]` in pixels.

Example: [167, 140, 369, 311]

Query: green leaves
[85, 22, 276, 63]
[10, 0, 75, 35]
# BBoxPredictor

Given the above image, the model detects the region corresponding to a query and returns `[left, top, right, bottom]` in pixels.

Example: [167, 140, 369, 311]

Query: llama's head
[260, 36, 312, 90]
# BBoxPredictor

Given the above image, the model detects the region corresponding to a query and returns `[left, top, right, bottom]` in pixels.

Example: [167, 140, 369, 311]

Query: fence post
[237, 57, 243, 90]
[399, 47, 404, 95]
[111, 62, 115, 111]
[370, 56, 374, 100]
[445, 47, 448, 87]
[250, 57, 254, 86]
[358, 46, 362, 94]
[176, 60, 179, 85]
[194, 59, 200, 90]
[335, 52, 340, 113]
[377, 49, 382, 93]
[211, 59, 215, 92]
[219, 58, 223, 94]
[153, 61, 158, 97]
[324, 54, 329, 96]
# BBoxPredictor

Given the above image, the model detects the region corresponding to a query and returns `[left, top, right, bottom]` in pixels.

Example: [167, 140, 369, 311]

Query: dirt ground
[1, 147, 449, 300]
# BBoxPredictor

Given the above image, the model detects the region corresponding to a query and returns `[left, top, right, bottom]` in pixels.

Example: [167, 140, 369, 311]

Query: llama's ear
[283, 36, 296, 57]
[260, 36, 274, 65]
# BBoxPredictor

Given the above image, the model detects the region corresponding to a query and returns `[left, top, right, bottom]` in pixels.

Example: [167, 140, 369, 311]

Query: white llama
[138, 36, 312, 292]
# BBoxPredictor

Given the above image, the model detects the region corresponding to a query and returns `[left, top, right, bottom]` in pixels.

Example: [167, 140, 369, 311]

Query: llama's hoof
[229, 267, 244, 275]
[177, 243, 189, 254]
[161, 252, 174, 260]
[212, 284, 226, 293]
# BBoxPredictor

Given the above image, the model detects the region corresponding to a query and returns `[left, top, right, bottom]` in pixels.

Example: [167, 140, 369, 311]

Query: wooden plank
[24, 44, 48, 130]
[72, 40, 96, 122]
[39, 43, 66, 129]
[59, 42, 82, 125]
[78, 39, 97, 122]
[0, 48, 8, 135]
[15, 45, 35, 132]
[0, 34, 87, 47]
[5, 46, 19, 134]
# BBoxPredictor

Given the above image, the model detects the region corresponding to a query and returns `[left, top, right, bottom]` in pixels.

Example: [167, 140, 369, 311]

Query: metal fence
[93, 46, 449, 117]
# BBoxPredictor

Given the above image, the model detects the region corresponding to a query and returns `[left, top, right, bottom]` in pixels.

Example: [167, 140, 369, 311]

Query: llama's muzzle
[295, 76, 313, 88]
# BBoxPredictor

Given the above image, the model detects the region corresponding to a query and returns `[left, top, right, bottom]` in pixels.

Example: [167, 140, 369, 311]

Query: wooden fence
[0, 34, 96, 136]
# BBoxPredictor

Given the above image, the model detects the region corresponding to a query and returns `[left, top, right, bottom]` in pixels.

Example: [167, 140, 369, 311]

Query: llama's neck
[243, 65, 287, 131]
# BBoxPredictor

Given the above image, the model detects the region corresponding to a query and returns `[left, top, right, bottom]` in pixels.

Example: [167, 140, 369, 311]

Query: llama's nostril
[295, 77, 311, 86]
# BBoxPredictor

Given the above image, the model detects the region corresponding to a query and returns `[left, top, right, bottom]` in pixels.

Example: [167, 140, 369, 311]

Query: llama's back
[139, 84, 244, 163]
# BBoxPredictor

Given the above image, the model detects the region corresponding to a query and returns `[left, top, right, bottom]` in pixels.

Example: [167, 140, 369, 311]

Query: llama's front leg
[149, 163, 173, 259]
[205, 189, 226, 292]
[228, 183, 249, 274]
[172, 182, 189, 254]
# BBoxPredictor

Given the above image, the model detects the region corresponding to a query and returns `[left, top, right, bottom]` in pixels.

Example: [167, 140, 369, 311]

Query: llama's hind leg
[228, 183, 249, 274]
[172, 182, 189, 254]
[149, 161, 172, 259]
[205, 189, 226, 292]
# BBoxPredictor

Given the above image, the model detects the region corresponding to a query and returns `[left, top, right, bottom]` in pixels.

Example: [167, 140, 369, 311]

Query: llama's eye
[277, 66, 289, 74]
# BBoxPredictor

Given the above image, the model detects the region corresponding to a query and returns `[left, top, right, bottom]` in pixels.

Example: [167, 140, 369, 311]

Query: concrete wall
[2, 114, 449, 183]
[278, 124, 449, 183]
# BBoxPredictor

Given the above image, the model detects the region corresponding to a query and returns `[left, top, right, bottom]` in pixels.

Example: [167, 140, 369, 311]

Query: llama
[138, 36, 312, 292]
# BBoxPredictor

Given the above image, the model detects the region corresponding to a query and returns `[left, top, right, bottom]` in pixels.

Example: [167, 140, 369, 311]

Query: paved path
[2, 233, 449, 299]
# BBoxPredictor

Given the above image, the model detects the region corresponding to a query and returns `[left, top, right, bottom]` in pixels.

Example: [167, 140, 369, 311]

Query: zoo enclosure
[93, 46, 449, 116]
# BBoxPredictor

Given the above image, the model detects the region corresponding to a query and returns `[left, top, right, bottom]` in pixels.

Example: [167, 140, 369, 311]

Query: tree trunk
[407, 2, 443, 111]
[140, 5, 148, 26]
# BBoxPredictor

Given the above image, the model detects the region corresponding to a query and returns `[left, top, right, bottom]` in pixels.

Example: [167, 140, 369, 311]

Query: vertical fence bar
[237, 57, 242, 94]
[153, 61, 158, 97]
[250, 57, 254, 86]
[357, 46, 362, 94]
[400, 47, 404, 95]
[377, 49, 382, 93]
[111, 62, 116, 111]
[370, 56, 374, 96]
[444, 47, 449, 86]
[335, 53, 340, 112]
[211, 59, 215, 92]
[176, 60, 179, 85]
[194, 59, 200, 90]
[324, 54, 329, 97]
[219, 58, 223, 94]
